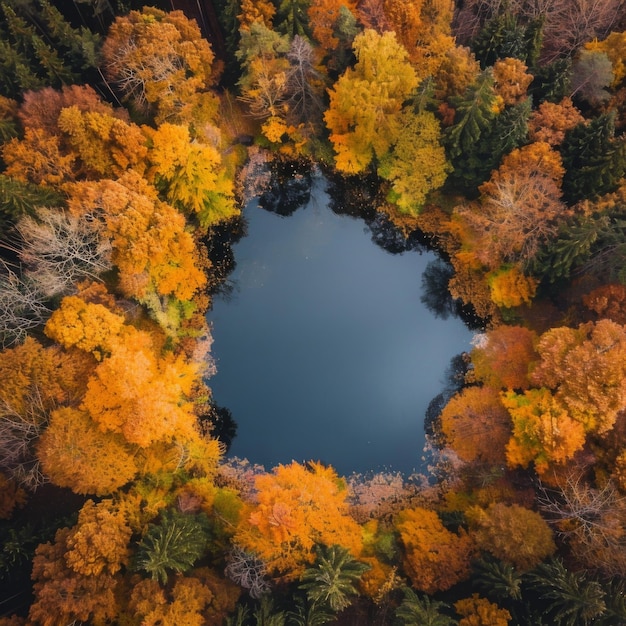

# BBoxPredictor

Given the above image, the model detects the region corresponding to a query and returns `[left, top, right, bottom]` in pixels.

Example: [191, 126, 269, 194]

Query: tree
[492, 57, 532, 105]
[395, 587, 456, 626]
[527, 558, 607, 626]
[37, 407, 138, 495]
[237, 0, 276, 30]
[299, 544, 369, 612]
[560, 112, 626, 204]
[472, 557, 523, 601]
[502, 388, 587, 474]
[224, 546, 270, 599]
[66, 171, 206, 305]
[100, 8, 217, 124]
[395, 507, 474, 594]
[454, 594, 511, 626]
[132, 508, 209, 584]
[585, 30, 626, 87]
[324, 29, 418, 174]
[531, 320, 626, 434]
[276, 0, 311, 39]
[234, 461, 363, 581]
[80, 329, 201, 448]
[145, 123, 238, 227]
[15, 207, 112, 297]
[570, 49, 613, 107]
[467, 503, 555, 570]
[470, 325, 537, 391]
[439, 386, 512, 465]
[528, 97, 584, 146]
[307, 0, 357, 57]
[378, 110, 450, 215]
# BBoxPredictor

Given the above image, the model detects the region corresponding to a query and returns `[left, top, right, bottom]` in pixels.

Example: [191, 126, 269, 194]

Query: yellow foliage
[586, 31, 626, 86]
[487, 266, 538, 309]
[455, 594, 511, 626]
[528, 98, 585, 146]
[44, 295, 126, 358]
[502, 389, 587, 474]
[492, 58, 533, 105]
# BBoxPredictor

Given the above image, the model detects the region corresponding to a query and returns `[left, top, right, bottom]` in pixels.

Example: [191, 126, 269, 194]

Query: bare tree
[225, 547, 271, 599]
[15, 206, 111, 298]
[537, 471, 626, 576]
[0, 261, 50, 348]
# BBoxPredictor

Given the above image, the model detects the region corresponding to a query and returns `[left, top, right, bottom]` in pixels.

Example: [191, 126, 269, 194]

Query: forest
[0, 0, 626, 623]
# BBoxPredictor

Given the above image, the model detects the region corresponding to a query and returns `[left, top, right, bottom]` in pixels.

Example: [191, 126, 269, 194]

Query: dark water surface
[207, 175, 474, 476]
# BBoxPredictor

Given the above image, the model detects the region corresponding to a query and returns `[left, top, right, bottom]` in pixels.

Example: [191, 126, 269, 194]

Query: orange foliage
[470, 325, 538, 391]
[129, 576, 215, 626]
[583, 283, 626, 324]
[80, 330, 200, 447]
[467, 503, 555, 570]
[395, 507, 474, 593]
[439, 386, 512, 465]
[234, 461, 363, 580]
[492, 58, 533, 105]
[308, 0, 357, 53]
[487, 266, 538, 309]
[238, 0, 275, 30]
[37, 407, 138, 495]
[44, 295, 125, 359]
[531, 320, 626, 434]
[455, 594, 511, 626]
[528, 97, 585, 146]
[67, 172, 206, 302]
[0, 472, 26, 519]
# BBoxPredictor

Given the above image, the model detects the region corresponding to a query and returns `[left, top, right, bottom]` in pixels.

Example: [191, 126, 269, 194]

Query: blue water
[207, 176, 473, 476]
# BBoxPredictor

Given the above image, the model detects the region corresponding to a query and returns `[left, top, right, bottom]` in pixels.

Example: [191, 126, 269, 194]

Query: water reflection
[206, 173, 474, 475]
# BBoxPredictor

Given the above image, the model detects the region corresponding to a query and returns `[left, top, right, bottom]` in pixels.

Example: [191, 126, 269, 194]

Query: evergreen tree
[298, 545, 369, 612]
[276, 0, 311, 39]
[395, 587, 456, 626]
[529, 58, 572, 104]
[132, 509, 209, 585]
[561, 113, 626, 203]
[0, 175, 64, 227]
[473, 557, 523, 602]
[472, 12, 542, 70]
[526, 558, 607, 626]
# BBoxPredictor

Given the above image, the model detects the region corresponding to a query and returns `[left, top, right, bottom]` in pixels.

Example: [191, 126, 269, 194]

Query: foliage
[132, 508, 209, 585]
[454, 593, 511, 626]
[298, 544, 369, 612]
[395, 587, 456, 625]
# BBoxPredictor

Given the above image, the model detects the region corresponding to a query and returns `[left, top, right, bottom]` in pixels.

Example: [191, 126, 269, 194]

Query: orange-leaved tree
[234, 461, 364, 580]
[395, 506, 474, 594]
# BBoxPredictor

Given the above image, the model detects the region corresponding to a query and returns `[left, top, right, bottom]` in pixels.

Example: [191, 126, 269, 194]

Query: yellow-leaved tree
[324, 29, 418, 174]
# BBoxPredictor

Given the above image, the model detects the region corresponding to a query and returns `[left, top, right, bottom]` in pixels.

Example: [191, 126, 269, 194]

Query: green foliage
[0, 175, 64, 225]
[473, 557, 523, 601]
[276, 0, 311, 39]
[561, 113, 626, 204]
[395, 587, 456, 626]
[253, 596, 287, 626]
[287, 596, 335, 626]
[0, 1, 99, 99]
[298, 545, 369, 612]
[529, 58, 572, 104]
[132, 509, 209, 585]
[526, 558, 607, 626]
[471, 12, 542, 69]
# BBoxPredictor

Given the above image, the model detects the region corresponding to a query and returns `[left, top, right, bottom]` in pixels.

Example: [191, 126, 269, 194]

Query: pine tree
[561, 113, 626, 204]
[298, 545, 369, 612]
[473, 557, 523, 601]
[526, 558, 607, 626]
[471, 12, 528, 70]
[132, 509, 209, 585]
[529, 58, 572, 104]
[395, 587, 456, 626]
[0, 175, 64, 225]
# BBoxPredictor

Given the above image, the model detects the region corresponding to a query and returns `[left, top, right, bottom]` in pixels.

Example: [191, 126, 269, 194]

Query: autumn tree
[467, 503, 555, 570]
[145, 122, 238, 227]
[528, 97, 585, 146]
[570, 49, 613, 107]
[0, 337, 91, 489]
[234, 461, 364, 580]
[439, 386, 512, 465]
[531, 319, 626, 434]
[237, 0, 276, 30]
[454, 594, 511, 626]
[324, 29, 418, 174]
[492, 57, 533, 105]
[378, 110, 450, 215]
[28, 499, 131, 625]
[395, 507, 474, 594]
[307, 0, 358, 58]
[100, 7, 218, 124]
[470, 325, 537, 391]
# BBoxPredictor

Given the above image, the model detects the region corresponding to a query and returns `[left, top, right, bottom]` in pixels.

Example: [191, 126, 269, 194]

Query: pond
[206, 170, 475, 477]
